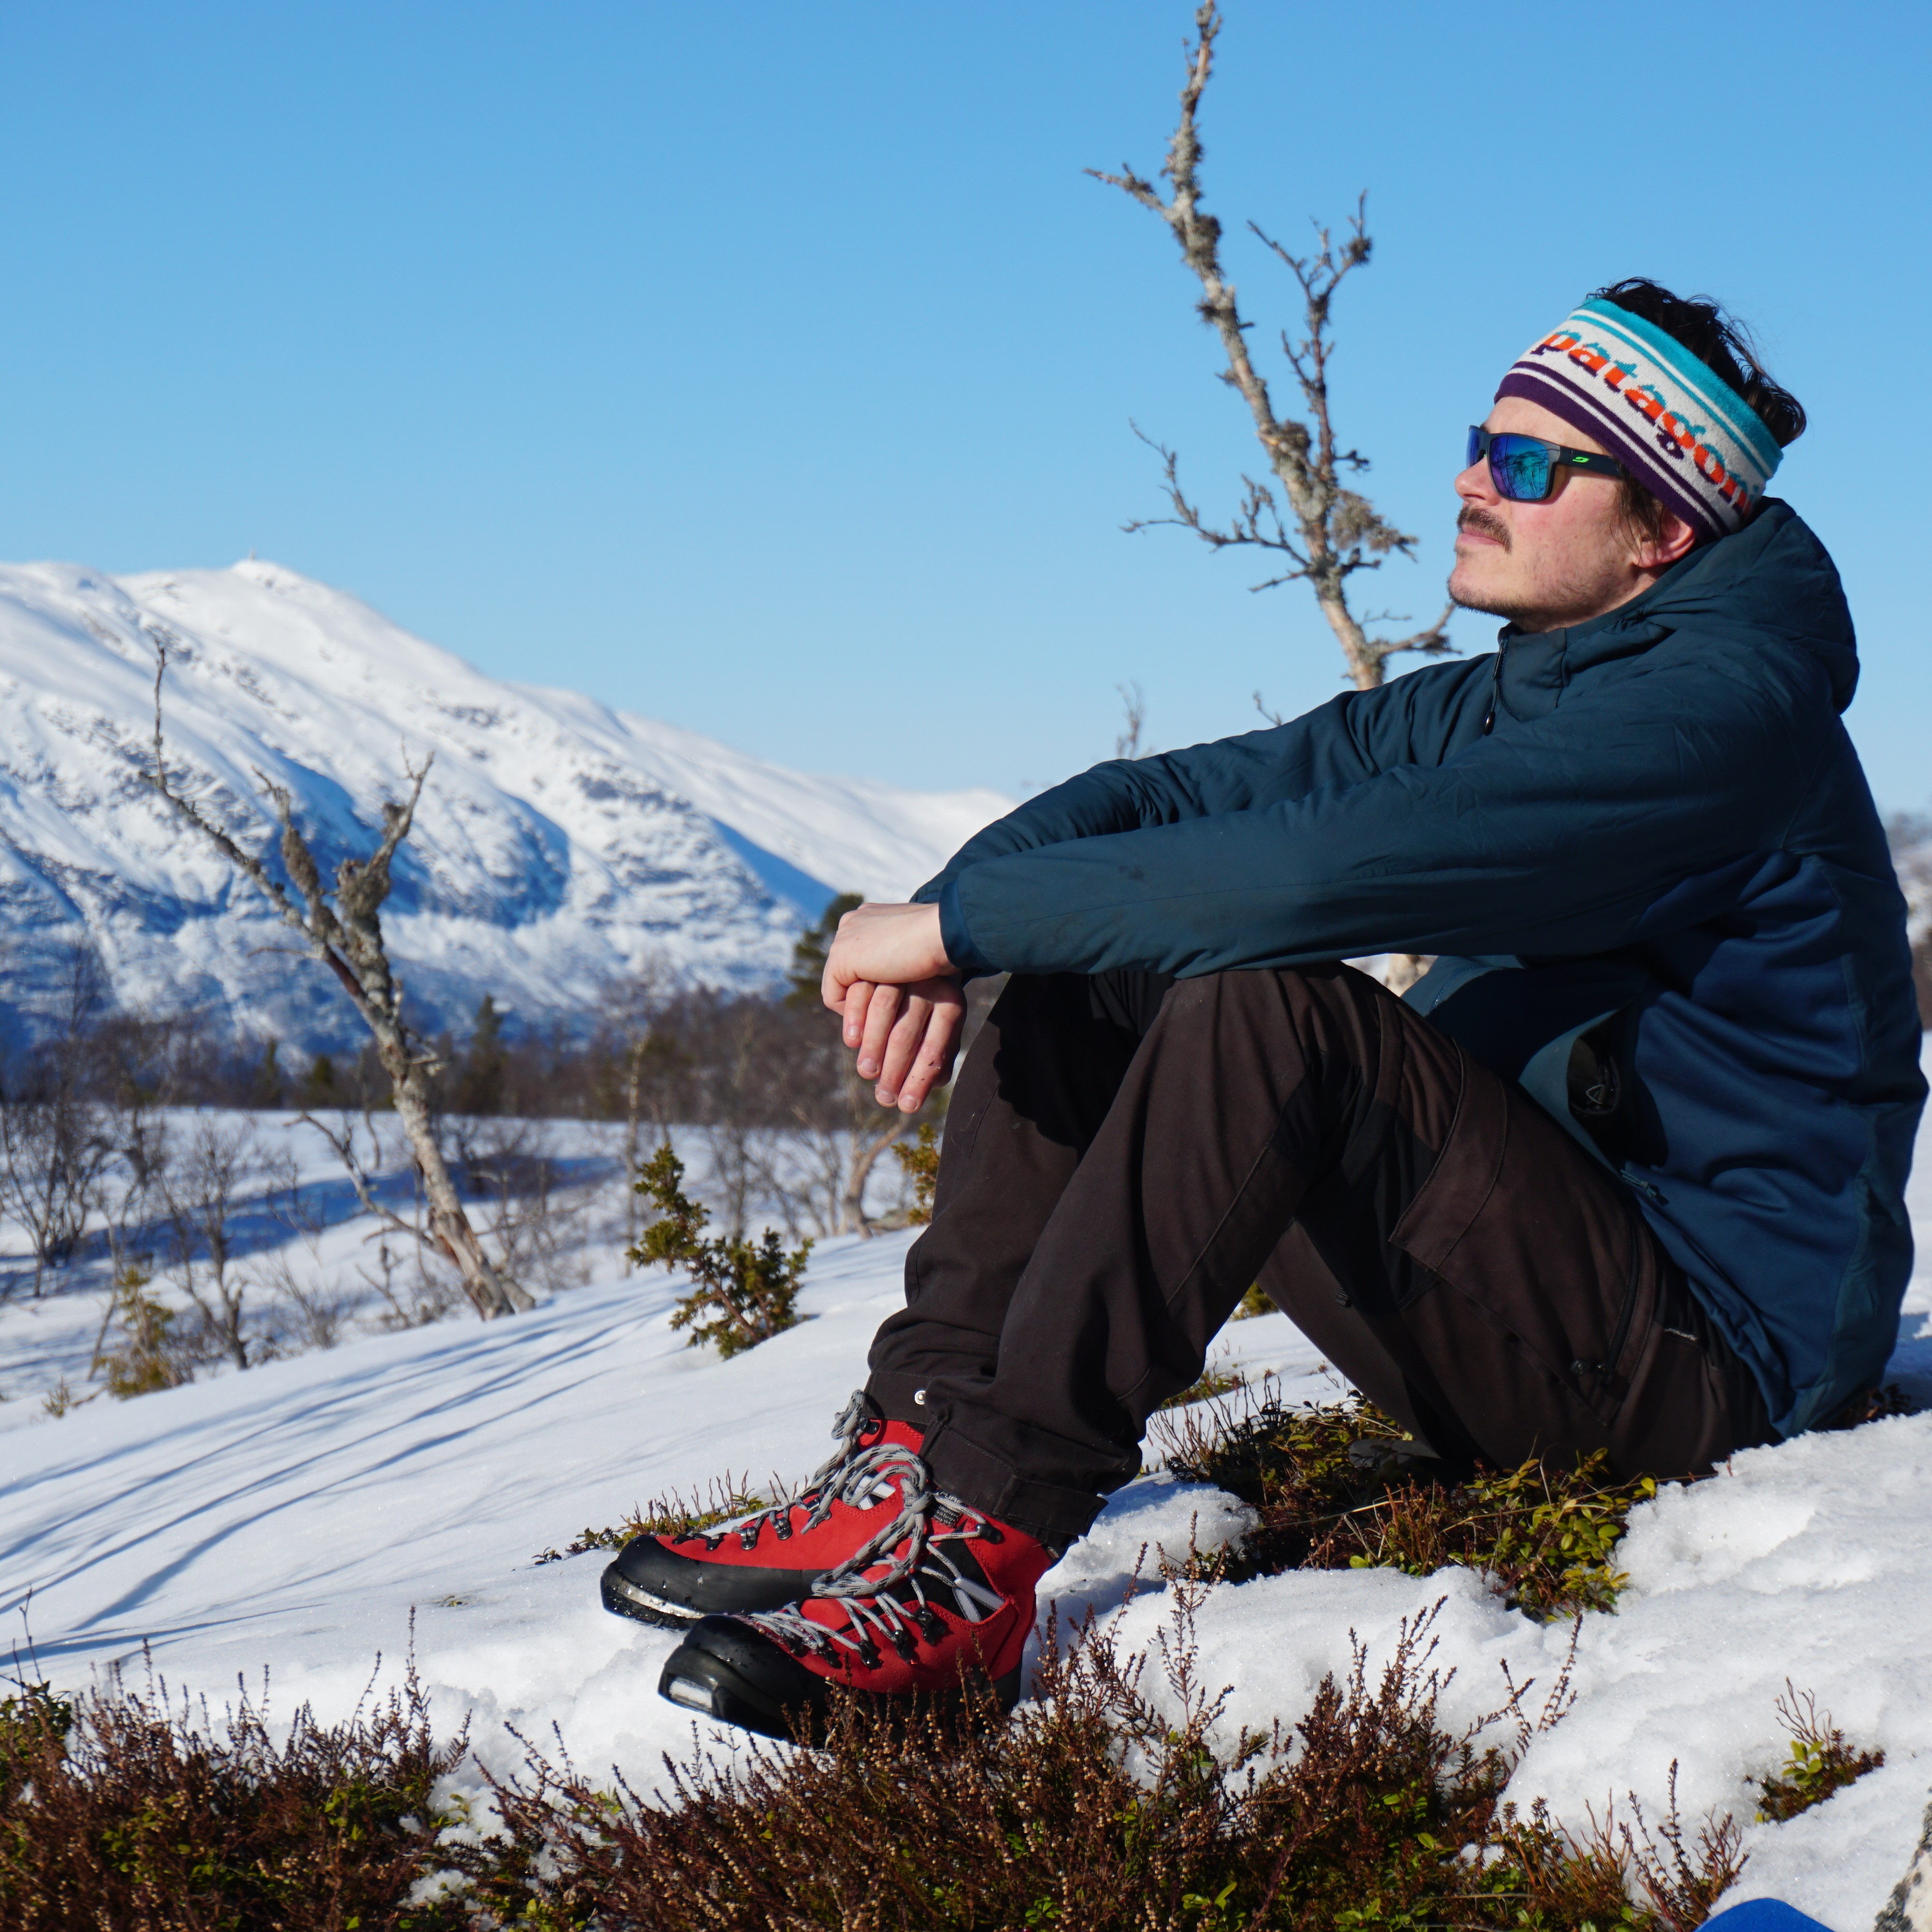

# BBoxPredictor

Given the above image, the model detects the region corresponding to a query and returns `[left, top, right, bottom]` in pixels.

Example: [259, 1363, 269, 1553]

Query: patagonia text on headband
[1494, 298, 1782, 541]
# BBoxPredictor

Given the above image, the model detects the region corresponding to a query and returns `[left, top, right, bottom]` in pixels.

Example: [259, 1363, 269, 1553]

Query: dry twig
[1092, 3, 1452, 692]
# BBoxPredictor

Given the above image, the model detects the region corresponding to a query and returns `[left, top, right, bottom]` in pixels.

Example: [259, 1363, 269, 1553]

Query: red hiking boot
[656, 1457, 1055, 1741]
[599, 1392, 926, 1630]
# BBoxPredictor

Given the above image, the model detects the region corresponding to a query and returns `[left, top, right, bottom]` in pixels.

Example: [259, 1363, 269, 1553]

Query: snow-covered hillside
[4, 1086, 1932, 1922]
[0, 559, 1011, 1048]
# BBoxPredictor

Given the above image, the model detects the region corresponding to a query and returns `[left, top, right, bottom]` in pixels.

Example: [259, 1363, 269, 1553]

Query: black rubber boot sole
[658, 1614, 1023, 1744]
[599, 1537, 823, 1630]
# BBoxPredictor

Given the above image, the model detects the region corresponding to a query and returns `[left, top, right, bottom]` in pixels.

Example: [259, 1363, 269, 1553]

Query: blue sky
[3, 2, 1928, 808]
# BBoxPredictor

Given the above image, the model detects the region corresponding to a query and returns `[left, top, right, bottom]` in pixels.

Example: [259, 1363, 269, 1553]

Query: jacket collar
[1489, 501, 1857, 722]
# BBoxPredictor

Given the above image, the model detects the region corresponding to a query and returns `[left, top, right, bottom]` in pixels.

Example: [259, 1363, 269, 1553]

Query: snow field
[1, 1107, 1930, 1922]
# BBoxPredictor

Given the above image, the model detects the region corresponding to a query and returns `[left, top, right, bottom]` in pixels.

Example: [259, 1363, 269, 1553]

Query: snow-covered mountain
[0, 559, 1011, 1050]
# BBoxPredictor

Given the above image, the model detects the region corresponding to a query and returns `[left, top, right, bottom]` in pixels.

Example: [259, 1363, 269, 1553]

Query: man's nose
[1456, 457, 1497, 504]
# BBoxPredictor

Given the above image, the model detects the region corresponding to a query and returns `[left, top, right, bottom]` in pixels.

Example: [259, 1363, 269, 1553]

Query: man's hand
[821, 901, 964, 1113]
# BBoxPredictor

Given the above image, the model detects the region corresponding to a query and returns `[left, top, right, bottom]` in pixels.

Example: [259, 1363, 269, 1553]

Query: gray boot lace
[682, 1390, 906, 1553]
[739, 1453, 1007, 1669]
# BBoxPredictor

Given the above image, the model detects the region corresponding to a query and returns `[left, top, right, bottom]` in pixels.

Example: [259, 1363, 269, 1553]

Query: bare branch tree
[0, 946, 116, 1297]
[158, 1116, 261, 1371]
[142, 642, 532, 1319]
[1093, 4, 1452, 693]
[256, 1143, 351, 1352]
[1115, 682, 1148, 760]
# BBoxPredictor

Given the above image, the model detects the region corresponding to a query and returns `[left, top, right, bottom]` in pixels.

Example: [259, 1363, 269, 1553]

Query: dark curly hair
[1589, 277, 1805, 544]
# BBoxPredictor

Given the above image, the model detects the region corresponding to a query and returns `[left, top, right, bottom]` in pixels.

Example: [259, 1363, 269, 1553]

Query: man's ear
[1633, 511, 1699, 572]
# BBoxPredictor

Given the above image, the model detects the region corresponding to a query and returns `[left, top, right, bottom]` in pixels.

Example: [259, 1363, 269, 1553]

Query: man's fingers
[884, 983, 966, 1112]
[873, 992, 934, 1104]
[856, 981, 904, 1081]
[841, 978, 874, 1051]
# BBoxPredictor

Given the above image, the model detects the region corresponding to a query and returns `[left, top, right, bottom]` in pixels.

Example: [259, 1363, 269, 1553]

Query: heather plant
[0, 1595, 1761, 1929]
[629, 1139, 810, 1358]
[1153, 1386, 1662, 1618]
[0, 1653, 470, 1931]
[0, 1677, 74, 1803]
[1755, 1682, 1885, 1822]
[451, 1589, 1743, 1931]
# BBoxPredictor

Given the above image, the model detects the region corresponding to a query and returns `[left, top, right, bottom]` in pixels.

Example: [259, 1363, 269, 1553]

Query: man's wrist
[937, 879, 995, 979]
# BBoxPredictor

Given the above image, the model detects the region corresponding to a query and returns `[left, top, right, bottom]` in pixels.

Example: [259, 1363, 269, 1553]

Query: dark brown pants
[866, 964, 1771, 1548]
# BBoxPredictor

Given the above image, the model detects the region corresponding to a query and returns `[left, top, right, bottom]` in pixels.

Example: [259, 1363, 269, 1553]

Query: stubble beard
[1447, 505, 1529, 620]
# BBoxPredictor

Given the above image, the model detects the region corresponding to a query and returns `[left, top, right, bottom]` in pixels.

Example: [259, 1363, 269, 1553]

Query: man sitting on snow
[603, 279, 1925, 1741]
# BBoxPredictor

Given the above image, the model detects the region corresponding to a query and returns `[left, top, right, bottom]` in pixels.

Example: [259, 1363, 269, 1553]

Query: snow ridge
[0, 559, 1010, 1048]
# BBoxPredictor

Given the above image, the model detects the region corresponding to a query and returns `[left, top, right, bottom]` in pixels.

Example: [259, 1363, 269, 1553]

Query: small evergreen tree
[892, 1121, 941, 1224]
[628, 1140, 810, 1360]
[93, 1267, 189, 1398]
[785, 894, 864, 1008]
[454, 995, 507, 1115]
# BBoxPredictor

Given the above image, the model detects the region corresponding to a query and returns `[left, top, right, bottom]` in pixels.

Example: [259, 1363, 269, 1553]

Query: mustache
[1457, 504, 1512, 550]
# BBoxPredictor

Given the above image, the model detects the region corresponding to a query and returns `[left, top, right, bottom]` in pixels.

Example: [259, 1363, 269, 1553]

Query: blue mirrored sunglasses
[1466, 426, 1627, 502]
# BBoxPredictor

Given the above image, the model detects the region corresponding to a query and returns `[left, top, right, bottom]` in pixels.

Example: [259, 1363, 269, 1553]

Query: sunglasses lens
[1465, 426, 1485, 471]
[1489, 433, 1553, 501]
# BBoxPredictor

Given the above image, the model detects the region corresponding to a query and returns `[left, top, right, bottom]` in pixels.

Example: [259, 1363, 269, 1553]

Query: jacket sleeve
[935, 642, 1827, 979]
[914, 659, 1493, 940]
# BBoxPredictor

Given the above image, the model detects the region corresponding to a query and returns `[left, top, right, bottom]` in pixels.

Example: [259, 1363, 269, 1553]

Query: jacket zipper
[1482, 638, 1508, 735]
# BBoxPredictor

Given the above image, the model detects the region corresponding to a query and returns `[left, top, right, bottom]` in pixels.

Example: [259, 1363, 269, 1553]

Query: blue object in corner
[1704, 1900, 1837, 1932]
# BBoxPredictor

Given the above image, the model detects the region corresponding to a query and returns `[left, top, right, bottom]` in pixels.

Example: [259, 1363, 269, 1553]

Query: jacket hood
[1498, 501, 1861, 715]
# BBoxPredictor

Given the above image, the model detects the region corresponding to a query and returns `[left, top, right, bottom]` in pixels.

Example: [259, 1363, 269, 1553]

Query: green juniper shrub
[451, 1588, 1743, 1932]
[94, 1265, 190, 1400]
[628, 1140, 810, 1360]
[0, 1652, 470, 1932]
[891, 1120, 942, 1224]
[532, 1474, 767, 1565]
[1151, 1387, 1661, 1618]
[0, 1678, 75, 1803]
[1232, 1283, 1277, 1320]
[1755, 1682, 1885, 1822]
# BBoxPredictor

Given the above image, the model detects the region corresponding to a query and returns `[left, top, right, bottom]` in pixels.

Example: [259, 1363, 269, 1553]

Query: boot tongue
[878, 1416, 926, 1452]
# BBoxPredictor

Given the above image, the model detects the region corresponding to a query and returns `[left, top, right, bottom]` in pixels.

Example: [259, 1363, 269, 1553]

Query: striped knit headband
[1495, 298, 1783, 540]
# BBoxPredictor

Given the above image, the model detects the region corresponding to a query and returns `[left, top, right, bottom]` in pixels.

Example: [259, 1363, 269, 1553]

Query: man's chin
[1447, 566, 1521, 620]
